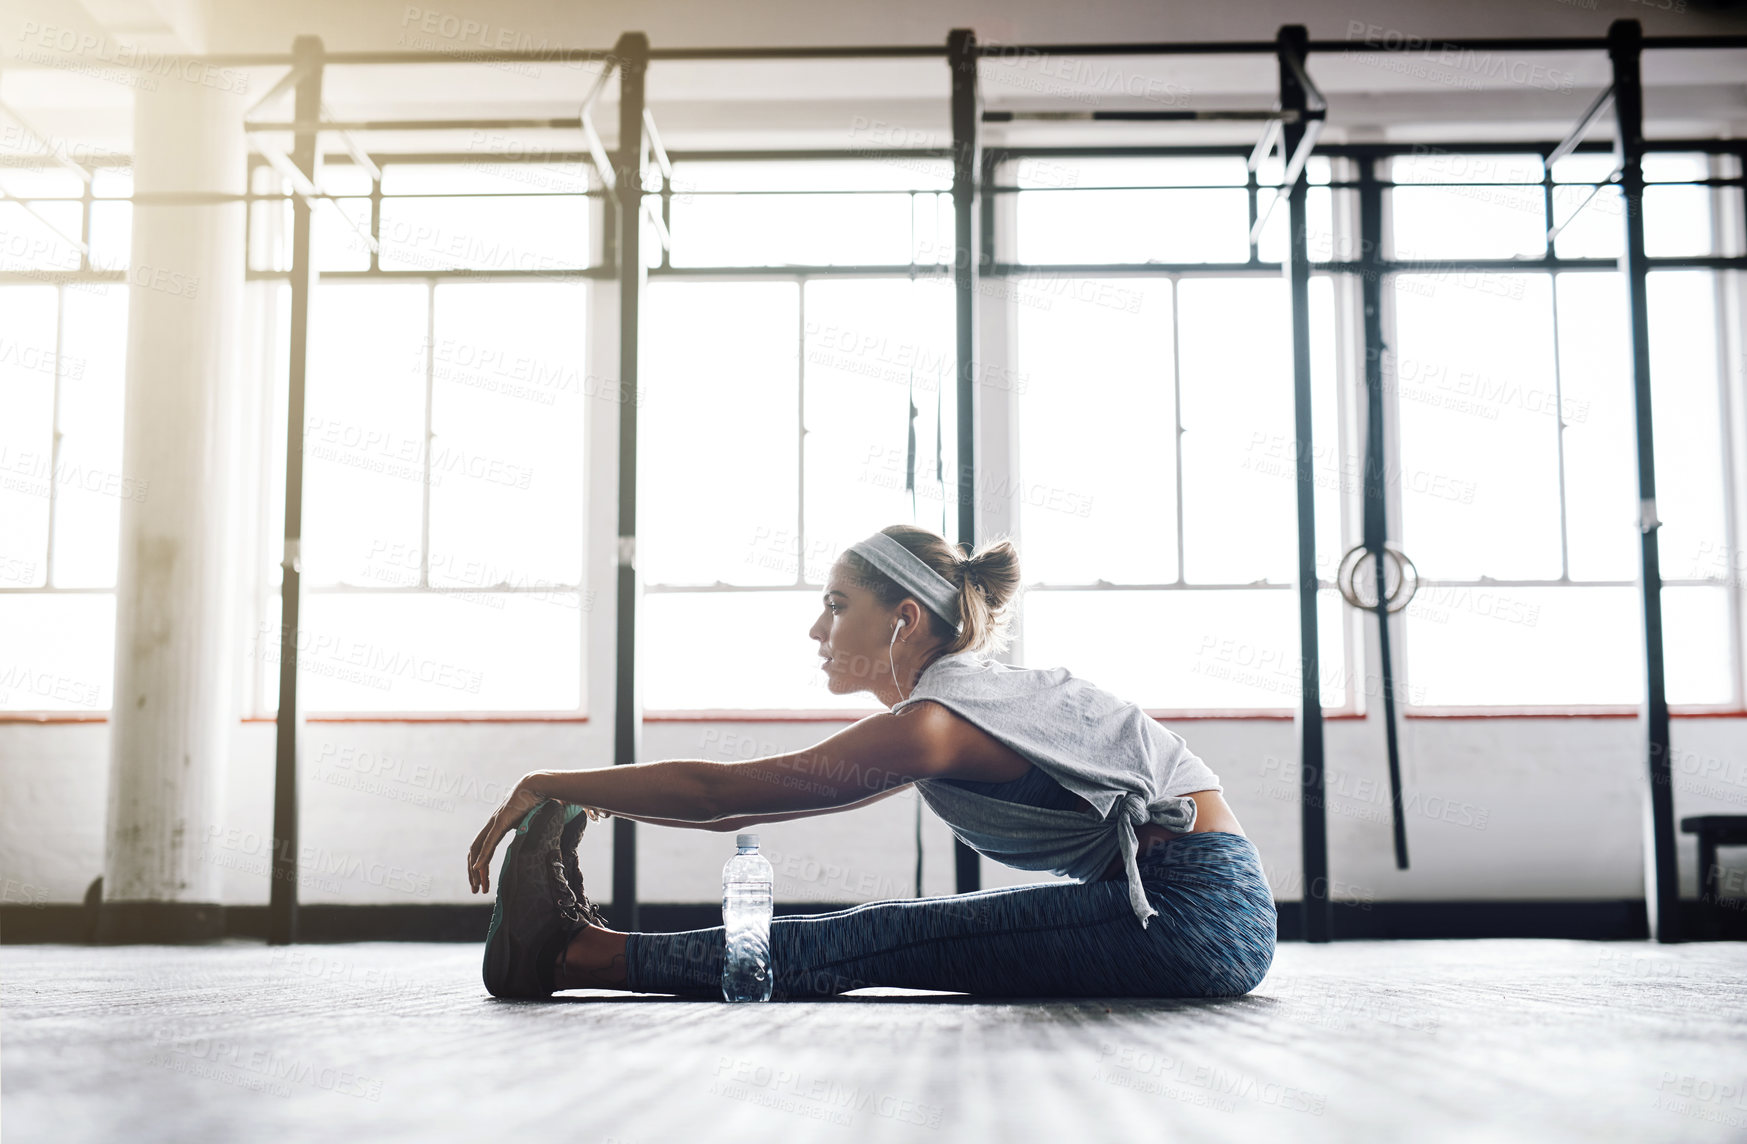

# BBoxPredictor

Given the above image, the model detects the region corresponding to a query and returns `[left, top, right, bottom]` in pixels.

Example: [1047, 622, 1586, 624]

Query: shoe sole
[482, 799, 568, 998]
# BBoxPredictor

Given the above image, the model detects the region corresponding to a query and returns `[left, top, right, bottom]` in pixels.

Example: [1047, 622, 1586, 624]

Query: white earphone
[889, 616, 908, 700]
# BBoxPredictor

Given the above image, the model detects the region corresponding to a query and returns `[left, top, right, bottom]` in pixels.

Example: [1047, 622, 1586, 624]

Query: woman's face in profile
[810, 561, 891, 697]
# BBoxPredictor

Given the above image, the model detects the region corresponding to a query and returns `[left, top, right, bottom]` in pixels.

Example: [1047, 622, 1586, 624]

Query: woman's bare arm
[522, 705, 954, 822]
[473, 705, 953, 894]
[592, 782, 915, 833]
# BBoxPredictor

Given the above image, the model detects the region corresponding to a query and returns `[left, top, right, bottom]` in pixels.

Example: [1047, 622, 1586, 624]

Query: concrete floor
[4, 938, 1746, 1143]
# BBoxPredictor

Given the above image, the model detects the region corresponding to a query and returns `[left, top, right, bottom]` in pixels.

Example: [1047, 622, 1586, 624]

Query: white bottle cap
[736, 832, 759, 849]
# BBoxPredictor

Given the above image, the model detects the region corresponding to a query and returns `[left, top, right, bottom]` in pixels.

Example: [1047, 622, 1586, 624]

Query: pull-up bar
[975, 33, 1747, 57]
[984, 109, 1297, 122]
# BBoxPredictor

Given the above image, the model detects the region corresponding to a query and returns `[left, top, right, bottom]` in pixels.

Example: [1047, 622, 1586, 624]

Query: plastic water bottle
[721, 832, 774, 1002]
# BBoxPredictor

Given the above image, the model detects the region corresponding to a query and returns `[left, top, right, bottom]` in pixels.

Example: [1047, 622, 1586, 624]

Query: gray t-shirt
[892, 650, 1223, 929]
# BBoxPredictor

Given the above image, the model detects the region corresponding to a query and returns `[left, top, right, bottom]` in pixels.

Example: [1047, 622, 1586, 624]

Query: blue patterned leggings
[623, 831, 1276, 1000]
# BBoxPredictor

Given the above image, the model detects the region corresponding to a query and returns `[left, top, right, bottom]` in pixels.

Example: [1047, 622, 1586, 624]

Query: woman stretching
[466, 524, 1276, 1000]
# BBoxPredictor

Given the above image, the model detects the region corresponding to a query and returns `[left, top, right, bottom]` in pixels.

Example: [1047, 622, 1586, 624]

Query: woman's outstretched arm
[525, 704, 952, 821]
[470, 705, 953, 892]
[590, 782, 915, 833]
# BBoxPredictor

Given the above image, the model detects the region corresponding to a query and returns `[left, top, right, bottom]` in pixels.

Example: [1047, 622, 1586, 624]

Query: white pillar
[98, 72, 246, 941]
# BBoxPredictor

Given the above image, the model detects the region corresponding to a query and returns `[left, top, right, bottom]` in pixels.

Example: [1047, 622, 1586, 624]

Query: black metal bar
[610, 31, 649, 935]
[978, 147, 998, 271]
[977, 40, 1281, 57]
[1610, 18, 1680, 944]
[1280, 24, 1332, 944]
[949, 27, 982, 897]
[1312, 35, 1747, 52]
[1639, 35, 1747, 49]
[650, 45, 945, 59]
[974, 34, 1747, 57]
[1359, 156, 1409, 873]
[323, 49, 619, 66]
[13, 32, 1743, 72]
[983, 109, 1299, 123]
[269, 35, 324, 947]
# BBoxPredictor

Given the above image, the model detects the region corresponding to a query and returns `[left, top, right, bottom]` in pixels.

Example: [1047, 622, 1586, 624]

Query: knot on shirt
[1118, 790, 1198, 833]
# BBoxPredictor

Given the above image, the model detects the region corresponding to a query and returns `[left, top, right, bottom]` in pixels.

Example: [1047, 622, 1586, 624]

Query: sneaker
[556, 804, 612, 930]
[482, 798, 585, 999]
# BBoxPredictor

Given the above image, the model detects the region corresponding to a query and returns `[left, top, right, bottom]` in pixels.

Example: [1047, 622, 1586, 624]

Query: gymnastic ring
[1336, 544, 1419, 613]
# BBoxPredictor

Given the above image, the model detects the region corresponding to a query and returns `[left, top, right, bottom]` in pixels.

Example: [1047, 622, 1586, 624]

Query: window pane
[640, 281, 799, 585]
[1021, 588, 1349, 710]
[0, 167, 85, 197]
[1644, 185, 1712, 257]
[1555, 273, 1638, 581]
[427, 283, 586, 589]
[0, 285, 59, 585]
[802, 278, 951, 573]
[671, 160, 951, 193]
[1643, 153, 1709, 182]
[92, 168, 132, 198]
[911, 192, 953, 265]
[51, 285, 129, 587]
[1309, 276, 1344, 578]
[1391, 152, 1543, 184]
[1664, 586, 1733, 706]
[1550, 152, 1624, 260]
[1178, 277, 1296, 583]
[1257, 186, 1338, 264]
[259, 282, 291, 591]
[249, 194, 292, 273]
[377, 196, 588, 272]
[1647, 272, 1728, 582]
[669, 192, 916, 267]
[0, 201, 82, 270]
[254, 591, 581, 713]
[1404, 585, 1731, 707]
[1406, 587, 1631, 706]
[1392, 274, 1561, 579]
[319, 162, 374, 196]
[1389, 185, 1546, 260]
[0, 592, 114, 711]
[1015, 279, 1175, 584]
[1016, 189, 1250, 264]
[1017, 156, 1249, 188]
[643, 590, 866, 712]
[312, 198, 373, 271]
[303, 284, 428, 585]
[87, 202, 132, 271]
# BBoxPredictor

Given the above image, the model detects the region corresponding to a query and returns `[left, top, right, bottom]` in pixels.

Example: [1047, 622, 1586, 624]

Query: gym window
[638, 159, 958, 713]
[244, 159, 594, 717]
[1384, 149, 1742, 712]
[0, 165, 132, 715]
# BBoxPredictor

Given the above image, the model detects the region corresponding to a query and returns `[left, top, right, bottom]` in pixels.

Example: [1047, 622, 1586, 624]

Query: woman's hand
[467, 777, 544, 895]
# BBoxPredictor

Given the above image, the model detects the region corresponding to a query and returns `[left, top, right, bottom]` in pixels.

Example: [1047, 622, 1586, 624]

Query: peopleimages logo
[1342, 22, 1576, 94]
[15, 21, 251, 94]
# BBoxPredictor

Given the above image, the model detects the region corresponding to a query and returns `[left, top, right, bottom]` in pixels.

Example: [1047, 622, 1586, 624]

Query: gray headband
[845, 532, 963, 634]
